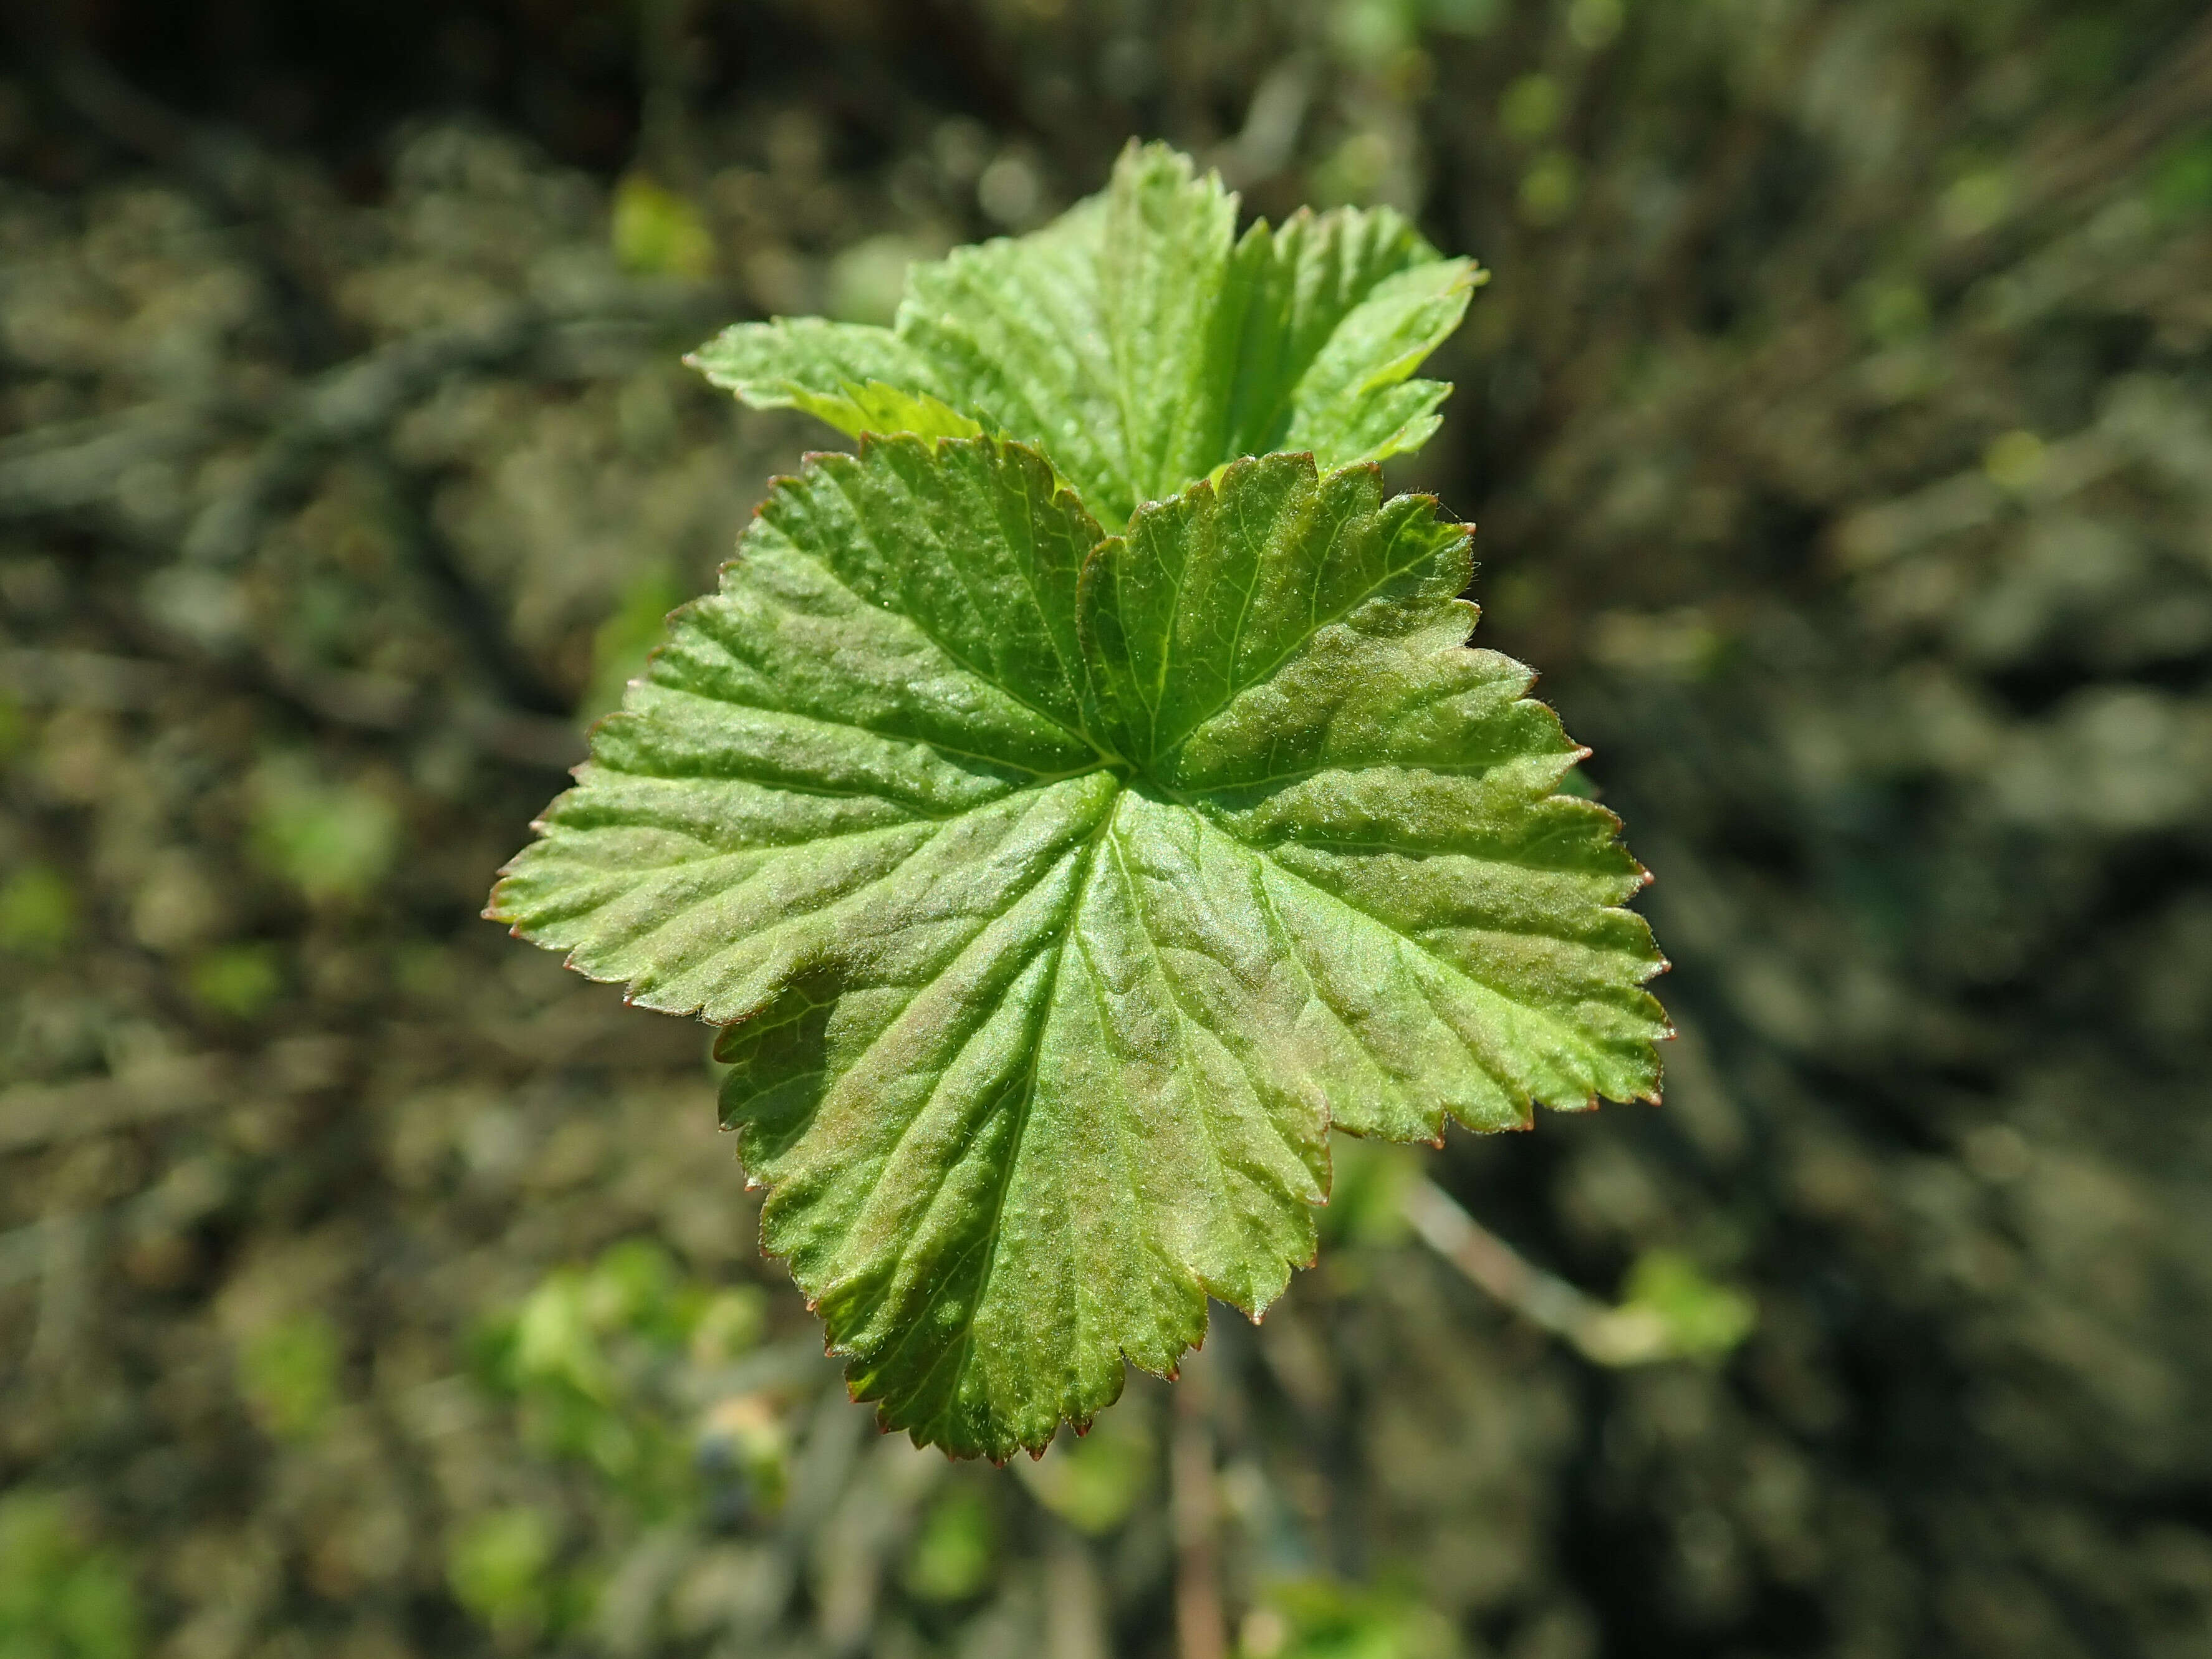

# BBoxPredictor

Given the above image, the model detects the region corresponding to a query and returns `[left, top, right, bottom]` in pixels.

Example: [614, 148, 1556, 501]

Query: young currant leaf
[488, 434, 1666, 1460]
[687, 143, 1484, 530]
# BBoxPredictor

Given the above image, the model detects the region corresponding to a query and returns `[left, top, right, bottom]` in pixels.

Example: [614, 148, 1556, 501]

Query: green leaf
[902, 1487, 997, 1602]
[446, 1508, 560, 1638]
[237, 1310, 342, 1441]
[610, 172, 715, 279]
[0, 1493, 140, 1659]
[1246, 1575, 1463, 1659]
[690, 316, 983, 443]
[1016, 1393, 1154, 1533]
[686, 142, 1483, 529]
[249, 759, 400, 905]
[1619, 1249, 1758, 1359]
[0, 863, 75, 957]
[186, 943, 284, 1019]
[489, 435, 1663, 1459]
[582, 567, 688, 724]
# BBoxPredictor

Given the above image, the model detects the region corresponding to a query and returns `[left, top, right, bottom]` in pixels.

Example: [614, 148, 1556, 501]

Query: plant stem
[1171, 1349, 1228, 1659]
[1401, 1176, 1671, 1366]
[1046, 1519, 1109, 1659]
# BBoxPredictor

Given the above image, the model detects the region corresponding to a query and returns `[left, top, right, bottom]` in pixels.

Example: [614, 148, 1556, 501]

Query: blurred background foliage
[2, 0, 2211, 1655]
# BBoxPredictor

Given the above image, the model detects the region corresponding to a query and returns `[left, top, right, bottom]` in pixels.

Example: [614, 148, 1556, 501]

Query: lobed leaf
[687, 143, 1485, 529]
[490, 435, 1666, 1459]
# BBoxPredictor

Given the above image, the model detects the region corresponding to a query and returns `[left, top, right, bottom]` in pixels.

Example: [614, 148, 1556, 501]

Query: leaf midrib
[825, 797, 1120, 1449]
[1137, 498, 1458, 776]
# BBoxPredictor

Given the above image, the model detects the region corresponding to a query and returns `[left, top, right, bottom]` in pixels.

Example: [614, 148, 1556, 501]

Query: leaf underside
[686, 141, 1484, 532]
[490, 435, 1666, 1460]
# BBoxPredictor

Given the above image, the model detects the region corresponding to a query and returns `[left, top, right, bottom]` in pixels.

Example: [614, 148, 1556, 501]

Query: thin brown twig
[1171, 1347, 1228, 1659]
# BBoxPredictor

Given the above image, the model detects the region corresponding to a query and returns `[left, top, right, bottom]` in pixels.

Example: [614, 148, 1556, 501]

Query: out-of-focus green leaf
[476, 1241, 773, 1527]
[0, 1493, 139, 1659]
[1317, 1136, 1419, 1249]
[448, 1508, 561, 1638]
[688, 1286, 767, 1366]
[0, 863, 75, 957]
[2148, 132, 2212, 219]
[1017, 1395, 1154, 1533]
[829, 233, 937, 325]
[238, 1310, 342, 1440]
[902, 1487, 995, 1603]
[1499, 73, 1563, 142]
[185, 943, 284, 1019]
[1619, 1249, 1756, 1360]
[1519, 151, 1580, 224]
[491, 435, 1665, 1458]
[612, 173, 714, 279]
[1327, 0, 1501, 68]
[1241, 1577, 1459, 1659]
[688, 142, 1483, 530]
[251, 761, 400, 904]
[582, 568, 688, 725]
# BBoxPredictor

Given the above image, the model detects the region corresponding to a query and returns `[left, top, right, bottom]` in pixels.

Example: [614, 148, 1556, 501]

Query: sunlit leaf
[688, 142, 1484, 529]
[490, 434, 1665, 1458]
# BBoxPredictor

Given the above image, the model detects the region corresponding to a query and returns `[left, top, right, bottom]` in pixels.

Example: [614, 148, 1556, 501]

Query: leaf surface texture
[688, 144, 1484, 529]
[490, 436, 1665, 1458]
